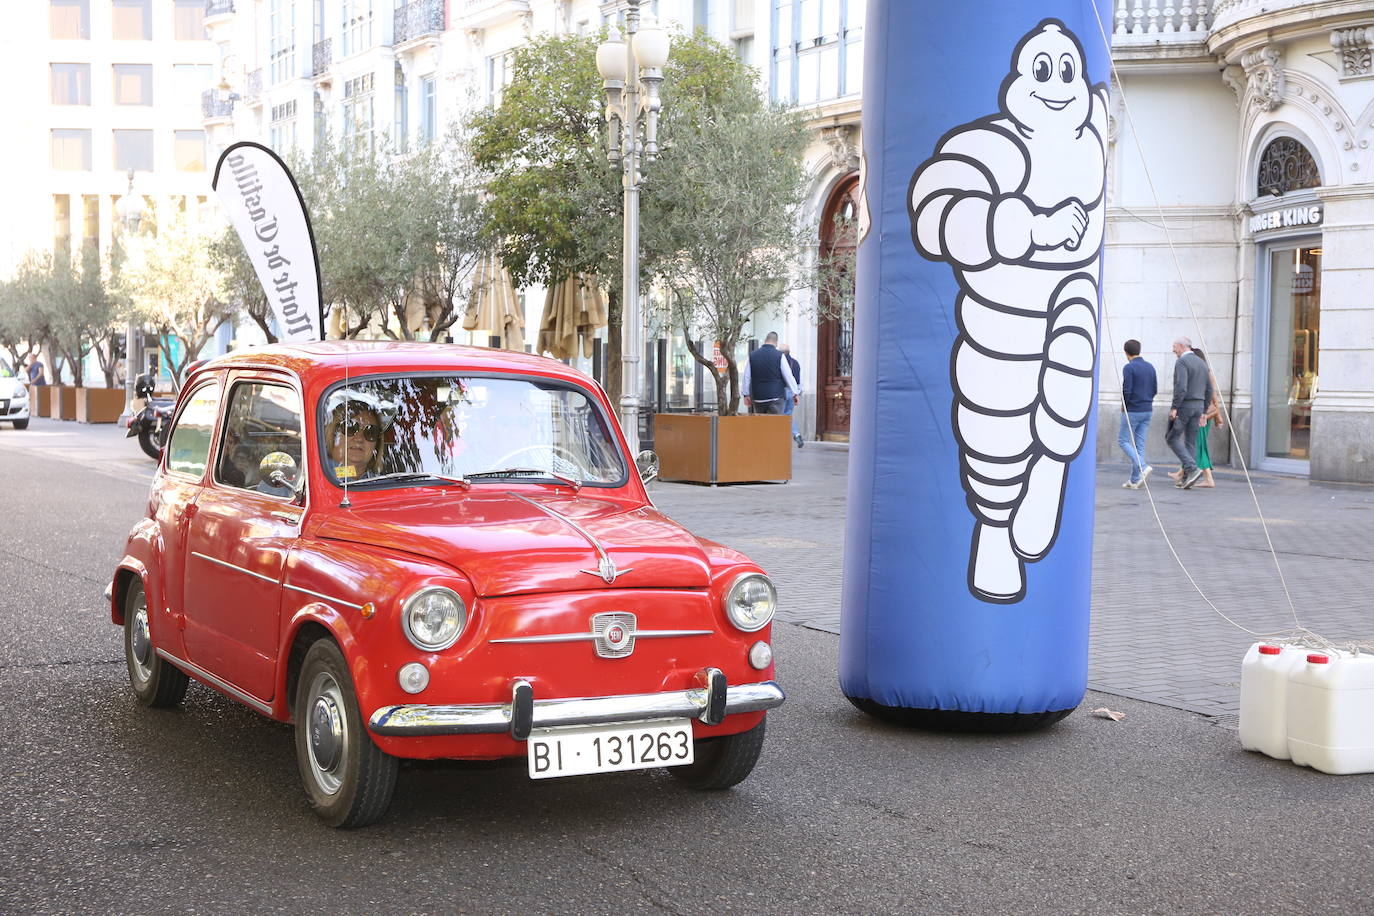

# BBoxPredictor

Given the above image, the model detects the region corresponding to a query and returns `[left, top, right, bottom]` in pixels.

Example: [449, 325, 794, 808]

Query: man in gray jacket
[1165, 336, 1213, 490]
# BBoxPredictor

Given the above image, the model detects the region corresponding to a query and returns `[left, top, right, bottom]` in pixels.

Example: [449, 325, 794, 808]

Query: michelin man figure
[908, 20, 1109, 604]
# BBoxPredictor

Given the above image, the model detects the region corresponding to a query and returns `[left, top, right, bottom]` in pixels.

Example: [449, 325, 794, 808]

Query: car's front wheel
[669, 717, 767, 790]
[123, 578, 188, 707]
[293, 639, 398, 828]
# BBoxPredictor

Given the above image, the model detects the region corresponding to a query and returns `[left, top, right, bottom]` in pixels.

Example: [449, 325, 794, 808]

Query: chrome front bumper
[368, 667, 784, 740]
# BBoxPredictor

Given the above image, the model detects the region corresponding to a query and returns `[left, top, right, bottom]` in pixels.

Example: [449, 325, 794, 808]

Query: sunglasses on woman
[339, 420, 382, 443]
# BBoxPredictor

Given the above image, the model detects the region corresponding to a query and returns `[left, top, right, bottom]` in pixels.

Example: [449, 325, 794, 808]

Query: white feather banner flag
[212, 141, 325, 342]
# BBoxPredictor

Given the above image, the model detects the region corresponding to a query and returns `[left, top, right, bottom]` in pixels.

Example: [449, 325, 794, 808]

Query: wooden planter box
[76, 387, 126, 423]
[654, 413, 792, 484]
[35, 386, 55, 418]
[56, 385, 78, 421]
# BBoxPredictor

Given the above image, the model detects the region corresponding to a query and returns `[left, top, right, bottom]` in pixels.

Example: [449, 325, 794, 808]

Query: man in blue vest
[742, 331, 799, 416]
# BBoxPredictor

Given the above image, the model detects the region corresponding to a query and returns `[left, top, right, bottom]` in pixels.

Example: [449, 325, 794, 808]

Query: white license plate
[527, 719, 693, 779]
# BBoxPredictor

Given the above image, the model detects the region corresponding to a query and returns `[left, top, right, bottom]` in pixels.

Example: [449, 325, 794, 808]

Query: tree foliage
[286, 132, 488, 341]
[116, 216, 235, 389]
[642, 39, 810, 415]
[469, 31, 794, 410]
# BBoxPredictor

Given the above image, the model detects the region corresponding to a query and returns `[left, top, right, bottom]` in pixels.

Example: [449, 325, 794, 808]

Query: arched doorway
[816, 174, 858, 441]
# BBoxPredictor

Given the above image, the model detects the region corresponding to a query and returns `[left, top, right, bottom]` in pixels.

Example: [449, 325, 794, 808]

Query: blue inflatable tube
[839, 0, 1113, 730]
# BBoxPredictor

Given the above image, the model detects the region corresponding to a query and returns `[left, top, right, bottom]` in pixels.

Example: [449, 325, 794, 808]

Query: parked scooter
[125, 373, 174, 460]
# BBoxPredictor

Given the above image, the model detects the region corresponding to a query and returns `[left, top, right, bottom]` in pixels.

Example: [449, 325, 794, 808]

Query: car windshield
[318, 374, 625, 487]
[0, 358, 12, 378]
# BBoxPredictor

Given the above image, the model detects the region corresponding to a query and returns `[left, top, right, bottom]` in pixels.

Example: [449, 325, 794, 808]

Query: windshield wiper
[465, 467, 582, 490]
[346, 471, 471, 490]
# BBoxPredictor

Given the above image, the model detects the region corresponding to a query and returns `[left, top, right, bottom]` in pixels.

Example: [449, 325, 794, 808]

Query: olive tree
[641, 39, 811, 415]
[116, 216, 234, 389]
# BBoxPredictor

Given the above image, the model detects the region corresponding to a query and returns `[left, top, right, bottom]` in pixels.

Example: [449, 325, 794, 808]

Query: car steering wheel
[488, 443, 588, 479]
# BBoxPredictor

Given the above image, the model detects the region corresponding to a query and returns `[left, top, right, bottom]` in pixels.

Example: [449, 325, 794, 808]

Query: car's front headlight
[724, 573, 776, 632]
[401, 586, 467, 651]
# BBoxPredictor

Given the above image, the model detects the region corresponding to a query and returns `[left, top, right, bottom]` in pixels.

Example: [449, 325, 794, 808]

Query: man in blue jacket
[742, 332, 800, 416]
[1119, 339, 1157, 489]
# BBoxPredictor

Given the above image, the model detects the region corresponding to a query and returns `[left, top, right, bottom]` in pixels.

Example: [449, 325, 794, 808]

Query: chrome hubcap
[306, 674, 347, 795]
[129, 600, 152, 681]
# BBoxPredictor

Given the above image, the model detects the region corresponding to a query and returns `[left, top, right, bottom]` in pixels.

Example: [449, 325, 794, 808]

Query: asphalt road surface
[1, 438, 1371, 914]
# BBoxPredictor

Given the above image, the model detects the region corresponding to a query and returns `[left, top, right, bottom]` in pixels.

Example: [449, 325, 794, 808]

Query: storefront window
[1264, 245, 1321, 462]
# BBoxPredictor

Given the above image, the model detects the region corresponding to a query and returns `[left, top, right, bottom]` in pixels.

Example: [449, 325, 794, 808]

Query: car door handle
[271, 511, 302, 523]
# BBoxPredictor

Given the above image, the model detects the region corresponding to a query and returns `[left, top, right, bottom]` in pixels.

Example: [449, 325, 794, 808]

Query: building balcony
[395, 0, 444, 47]
[455, 0, 530, 31]
[313, 38, 332, 78]
[244, 68, 262, 106]
[1110, 0, 1215, 68]
[203, 0, 234, 19]
[1207, 0, 1374, 64]
[202, 88, 233, 122]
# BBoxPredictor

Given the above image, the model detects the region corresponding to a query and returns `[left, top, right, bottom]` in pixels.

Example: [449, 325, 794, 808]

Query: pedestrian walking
[1117, 339, 1157, 489]
[1164, 336, 1213, 490]
[1189, 347, 1222, 487]
[26, 357, 46, 386]
[741, 332, 799, 416]
[780, 343, 804, 447]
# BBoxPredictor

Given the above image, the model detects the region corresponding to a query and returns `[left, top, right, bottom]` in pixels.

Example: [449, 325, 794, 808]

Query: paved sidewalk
[7, 417, 1372, 718]
[652, 443, 1374, 719]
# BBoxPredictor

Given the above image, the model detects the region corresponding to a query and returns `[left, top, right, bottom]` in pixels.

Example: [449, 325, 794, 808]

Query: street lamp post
[596, 1, 669, 455]
[114, 169, 147, 406]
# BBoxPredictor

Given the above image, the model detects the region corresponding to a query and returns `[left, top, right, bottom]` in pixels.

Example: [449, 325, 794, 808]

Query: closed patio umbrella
[537, 274, 607, 360]
[463, 253, 525, 350]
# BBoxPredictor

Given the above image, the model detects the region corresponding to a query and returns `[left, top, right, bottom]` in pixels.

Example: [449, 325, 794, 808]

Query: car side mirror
[635, 449, 659, 484]
[259, 451, 300, 490]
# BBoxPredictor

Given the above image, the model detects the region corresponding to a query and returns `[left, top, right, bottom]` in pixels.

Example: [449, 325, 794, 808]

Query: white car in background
[0, 359, 30, 429]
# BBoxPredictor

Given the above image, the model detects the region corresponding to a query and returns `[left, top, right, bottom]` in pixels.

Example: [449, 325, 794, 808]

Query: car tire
[137, 426, 163, 460]
[294, 639, 398, 828]
[12, 419, 27, 430]
[669, 717, 766, 790]
[123, 578, 188, 708]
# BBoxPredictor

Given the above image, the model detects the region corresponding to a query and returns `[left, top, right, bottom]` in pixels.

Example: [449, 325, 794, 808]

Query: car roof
[194, 340, 591, 388]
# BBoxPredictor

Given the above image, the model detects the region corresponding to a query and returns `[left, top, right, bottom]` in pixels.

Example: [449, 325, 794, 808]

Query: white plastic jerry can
[1286, 651, 1374, 775]
[1238, 643, 1305, 760]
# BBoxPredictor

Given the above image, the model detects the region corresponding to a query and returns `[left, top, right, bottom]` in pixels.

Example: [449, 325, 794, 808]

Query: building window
[172, 64, 213, 106]
[487, 51, 514, 107]
[342, 72, 375, 156]
[113, 0, 152, 40]
[54, 195, 72, 256]
[51, 63, 91, 104]
[113, 64, 153, 105]
[394, 65, 408, 152]
[1256, 137, 1322, 197]
[770, 0, 864, 104]
[270, 0, 299, 84]
[51, 128, 92, 170]
[173, 0, 205, 40]
[51, 0, 90, 39]
[269, 101, 298, 152]
[341, 0, 373, 57]
[734, 36, 754, 64]
[174, 129, 207, 170]
[114, 129, 155, 172]
[82, 194, 100, 252]
[419, 74, 436, 146]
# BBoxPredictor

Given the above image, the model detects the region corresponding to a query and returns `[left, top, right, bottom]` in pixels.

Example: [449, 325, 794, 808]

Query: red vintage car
[108, 341, 784, 827]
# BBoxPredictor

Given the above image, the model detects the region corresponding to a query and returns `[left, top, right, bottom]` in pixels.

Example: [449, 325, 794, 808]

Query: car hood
[312, 490, 711, 596]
